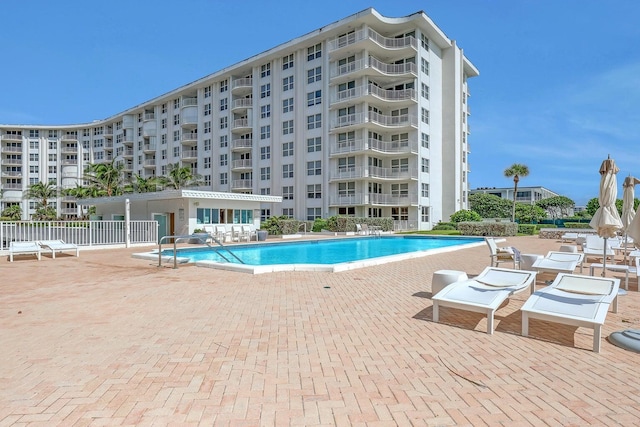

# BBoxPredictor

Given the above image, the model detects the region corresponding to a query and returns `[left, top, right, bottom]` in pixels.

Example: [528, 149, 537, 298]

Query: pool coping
[132, 236, 486, 274]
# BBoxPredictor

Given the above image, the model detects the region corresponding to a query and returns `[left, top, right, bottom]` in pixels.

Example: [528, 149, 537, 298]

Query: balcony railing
[1, 134, 23, 141]
[332, 84, 416, 104]
[328, 27, 417, 52]
[2, 145, 22, 152]
[329, 166, 418, 180]
[232, 78, 253, 90]
[231, 179, 252, 190]
[232, 98, 253, 109]
[329, 193, 417, 206]
[330, 111, 417, 130]
[231, 138, 253, 150]
[144, 112, 156, 121]
[329, 138, 417, 155]
[232, 159, 252, 169]
[232, 118, 250, 130]
[330, 56, 417, 80]
[182, 97, 198, 107]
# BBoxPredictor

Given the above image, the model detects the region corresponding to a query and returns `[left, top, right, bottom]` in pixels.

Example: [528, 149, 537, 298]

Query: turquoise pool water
[162, 236, 482, 266]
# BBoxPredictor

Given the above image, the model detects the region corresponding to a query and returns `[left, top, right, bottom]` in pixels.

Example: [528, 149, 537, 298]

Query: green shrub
[433, 224, 456, 231]
[564, 222, 591, 229]
[457, 221, 519, 236]
[450, 209, 482, 223]
[518, 224, 537, 235]
[536, 223, 556, 230]
[435, 221, 457, 229]
[312, 218, 327, 232]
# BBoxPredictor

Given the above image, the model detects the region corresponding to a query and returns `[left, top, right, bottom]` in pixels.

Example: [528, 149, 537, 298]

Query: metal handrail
[157, 234, 244, 269]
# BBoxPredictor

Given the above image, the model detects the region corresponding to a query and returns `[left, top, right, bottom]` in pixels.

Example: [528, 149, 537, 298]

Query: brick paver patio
[1, 235, 640, 426]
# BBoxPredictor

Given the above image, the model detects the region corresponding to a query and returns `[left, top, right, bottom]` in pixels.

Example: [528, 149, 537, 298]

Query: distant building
[470, 186, 560, 204]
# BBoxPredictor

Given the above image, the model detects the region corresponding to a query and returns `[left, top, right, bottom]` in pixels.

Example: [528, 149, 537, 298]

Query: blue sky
[1, 0, 639, 205]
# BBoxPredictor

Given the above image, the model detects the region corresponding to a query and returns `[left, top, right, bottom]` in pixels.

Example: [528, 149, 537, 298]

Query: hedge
[457, 221, 518, 236]
[518, 224, 537, 235]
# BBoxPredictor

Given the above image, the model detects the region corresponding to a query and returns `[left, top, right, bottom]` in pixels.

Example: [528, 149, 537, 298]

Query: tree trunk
[512, 176, 519, 222]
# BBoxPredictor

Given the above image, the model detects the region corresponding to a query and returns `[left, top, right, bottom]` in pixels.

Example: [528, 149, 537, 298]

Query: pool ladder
[158, 234, 244, 269]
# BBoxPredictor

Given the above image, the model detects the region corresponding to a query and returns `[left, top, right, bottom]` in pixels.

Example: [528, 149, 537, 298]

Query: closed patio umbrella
[622, 176, 640, 263]
[589, 156, 623, 276]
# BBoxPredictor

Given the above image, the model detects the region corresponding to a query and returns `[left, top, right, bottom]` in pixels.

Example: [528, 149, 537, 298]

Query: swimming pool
[137, 235, 484, 274]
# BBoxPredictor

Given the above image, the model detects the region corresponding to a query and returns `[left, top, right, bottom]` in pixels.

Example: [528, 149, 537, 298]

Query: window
[161, 103, 167, 113]
[421, 58, 429, 75]
[282, 53, 294, 70]
[283, 98, 294, 113]
[173, 98, 180, 109]
[282, 75, 294, 91]
[421, 183, 429, 197]
[220, 98, 228, 111]
[307, 66, 321, 83]
[204, 121, 211, 134]
[204, 86, 211, 98]
[220, 154, 228, 166]
[260, 83, 271, 98]
[307, 137, 321, 152]
[48, 153, 57, 161]
[307, 184, 321, 199]
[421, 33, 429, 50]
[338, 157, 355, 172]
[282, 141, 293, 157]
[260, 188, 271, 196]
[204, 175, 211, 186]
[204, 157, 211, 169]
[204, 138, 211, 151]
[307, 208, 321, 221]
[161, 134, 167, 144]
[173, 114, 180, 125]
[392, 207, 409, 221]
[260, 63, 271, 78]
[220, 117, 228, 129]
[282, 164, 294, 179]
[392, 158, 409, 172]
[173, 130, 180, 142]
[261, 104, 271, 118]
[260, 125, 271, 140]
[307, 43, 321, 61]
[161, 118, 167, 129]
[307, 114, 321, 129]
[30, 129, 39, 138]
[220, 79, 228, 92]
[260, 167, 270, 180]
[282, 186, 293, 200]
[307, 90, 321, 106]
[48, 130, 58, 138]
[260, 146, 270, 160]
[307, 160, 321, 176]
[220, 135, 228, 147]
[282, 208, 293, 218]
[282, 120, 294, 135]
[173, 147, 180, 157]
[29, 153, 39, 162]
[421, 108, 429, 124]
[421, 206, 430, 223]
[161, 149, 167, 159]
[220, 172, 228, 185]
[93, 139, 103, 148]
[421, 83, 429, 99]
[30, 140, 39, 149]
[422, 158, 429, 173]
[421, 132, 430, 148]
[338, 182, 355, 197]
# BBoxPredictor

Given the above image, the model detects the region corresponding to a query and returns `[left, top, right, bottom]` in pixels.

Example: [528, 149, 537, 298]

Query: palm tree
[128, 174, 160, 193]
[504, 163, 530, 222]
[83, 158, 125, 197]
[1, 204, 22, 220]
[26, 181, 58, 209]
[160, 163, 204, 189]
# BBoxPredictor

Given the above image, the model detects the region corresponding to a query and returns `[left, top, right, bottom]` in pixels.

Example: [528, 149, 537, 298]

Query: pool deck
[1, 235, 640, 426]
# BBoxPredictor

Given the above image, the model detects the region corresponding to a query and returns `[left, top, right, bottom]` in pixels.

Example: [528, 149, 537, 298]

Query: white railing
[0, 220, 158, 250]
[182, 98, 198, 107]
[328, 28, 417, 52]
[144, 112, 156, 120]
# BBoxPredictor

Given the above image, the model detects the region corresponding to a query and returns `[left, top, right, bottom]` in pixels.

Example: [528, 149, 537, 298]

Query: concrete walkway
[1, 236, 639, 426]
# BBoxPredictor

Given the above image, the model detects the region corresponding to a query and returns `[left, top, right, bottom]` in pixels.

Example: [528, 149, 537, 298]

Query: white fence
[0, 221, 158, 250]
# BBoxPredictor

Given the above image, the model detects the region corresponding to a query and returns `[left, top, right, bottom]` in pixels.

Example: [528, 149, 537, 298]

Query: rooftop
[1, 235, 638, 425]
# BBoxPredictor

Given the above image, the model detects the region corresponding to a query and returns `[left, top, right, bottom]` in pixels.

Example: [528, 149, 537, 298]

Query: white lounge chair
[38, 240, 79, 259]
[485, 237, 520, 269]
[231, 225, 249, 242]
[582, 235, 616, 262]
[521, 273, 620, 352]
[9, 241, 42, 262]
[432, 267, 537, 334]
[532, 251, 584, 275]
[241, 225, 256, 241]
[214, 225, 231, 242]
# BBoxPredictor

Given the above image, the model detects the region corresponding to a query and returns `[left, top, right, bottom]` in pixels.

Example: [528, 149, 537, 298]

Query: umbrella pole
[624, 234, 628, 265]
[602, 237, 607, 277]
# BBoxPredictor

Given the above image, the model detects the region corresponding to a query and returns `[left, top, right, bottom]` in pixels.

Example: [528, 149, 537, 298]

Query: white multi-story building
[0, 8, 477, 230]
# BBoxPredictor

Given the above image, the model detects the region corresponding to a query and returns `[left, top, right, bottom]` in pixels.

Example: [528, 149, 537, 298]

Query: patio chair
[241, 225, 256, 241]
[485, 237, 520, 269]
[532, 251, 584, 275]
[214, 225, 231, 242]
[9, 241, 42, 262]
[521, 273, 620, 352]
[582, 235, 616, 262]
[38, 240, 79, 259]
[432, 267, 537, 334]
[231, 225, 249, 242]
[355, 224, 368, 235]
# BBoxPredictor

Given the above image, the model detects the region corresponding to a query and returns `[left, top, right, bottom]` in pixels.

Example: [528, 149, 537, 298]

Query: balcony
[61, 133, 78, 142]
[231, 138, 252, 151]
[231, 179, 252, 191]
[123, 148, 134, 158]
[143, 143, 156, 153]
[144, 112, 156, 121]
[2, 183, 23, 190]
[3, 157, 22, 166]
[61, 158, 78, 165]
[232, 98, 253, 112]
[60, 207, 79, 215]
[104, 140, 114, 150]
[1, 145, 22, 152]
[328, 193, 417, 206]
[61, 145, 77, 153]
[1, 170, 22, 177]
[330, 56, 417, 82]
[181, 132, 198, 145]
[231, 78, 253, 95]
[1, 134, 23, 141]
[330, 111, 417, 132]
[182, 97, 198, 107]
[231, 118, 251, 132]
[328, 27, 417, 58]
[143, 159, 156, 168]
[329, 138, 417, 156]
[231, 159, 252, 170]
[329, 166, 418, 181]
[182, 149, 198, 161]
[331, 84, 416, 107]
